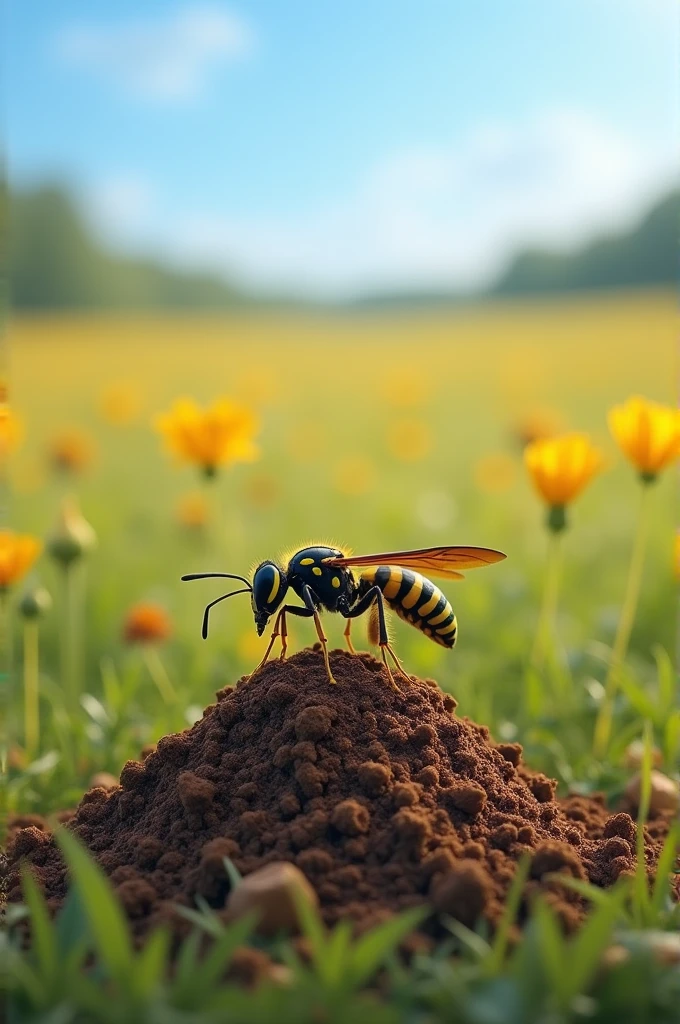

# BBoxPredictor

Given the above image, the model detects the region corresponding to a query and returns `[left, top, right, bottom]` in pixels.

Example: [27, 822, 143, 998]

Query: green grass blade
[132, 927, 170, 1000]
[55, 827, 134, 983]
[632, 721, 654, 926]
[544, 873, 630, 914]
[21, 867, 57, 986]
[650, 822, 680, 917]
[531, 898, 567, 1003]
[294, 889, 328, 969]
[348, 906, 428, 990]
[191, 912, 257, 994]
[319, 918, 353, 989]
[662, 710, 680, 770]
[652, 644, 675, 716]
[485, 854, 530, 976]
[563, 882, 629, 1001]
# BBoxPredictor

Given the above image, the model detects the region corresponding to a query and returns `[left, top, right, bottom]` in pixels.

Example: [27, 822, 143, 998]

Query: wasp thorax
[252, 561, 287, 634]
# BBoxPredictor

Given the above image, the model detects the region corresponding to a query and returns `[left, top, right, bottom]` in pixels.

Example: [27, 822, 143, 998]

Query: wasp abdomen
[360, 566, 457, 648]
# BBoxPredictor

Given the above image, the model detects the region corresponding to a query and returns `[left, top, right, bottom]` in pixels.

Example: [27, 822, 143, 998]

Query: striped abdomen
[361, 566, 457, 648]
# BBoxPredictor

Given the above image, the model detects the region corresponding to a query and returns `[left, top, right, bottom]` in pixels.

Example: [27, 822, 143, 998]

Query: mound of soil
[6, 649, 675, 938]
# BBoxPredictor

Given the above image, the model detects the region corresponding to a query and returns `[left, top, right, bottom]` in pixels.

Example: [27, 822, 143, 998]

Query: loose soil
[5, 648, 676, 939]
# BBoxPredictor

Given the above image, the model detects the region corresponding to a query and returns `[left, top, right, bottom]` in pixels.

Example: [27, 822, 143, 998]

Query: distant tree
[9, 185, 247, 310]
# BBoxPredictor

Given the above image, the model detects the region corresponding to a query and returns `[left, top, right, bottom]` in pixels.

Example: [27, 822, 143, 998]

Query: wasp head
[251, 561, 287, 635]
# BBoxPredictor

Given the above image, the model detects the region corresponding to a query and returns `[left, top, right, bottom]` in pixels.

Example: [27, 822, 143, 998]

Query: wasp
[182, 543, 505, 687]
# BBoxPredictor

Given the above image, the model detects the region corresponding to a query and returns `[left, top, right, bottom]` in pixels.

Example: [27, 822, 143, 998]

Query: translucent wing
[323, 546, 506, 581]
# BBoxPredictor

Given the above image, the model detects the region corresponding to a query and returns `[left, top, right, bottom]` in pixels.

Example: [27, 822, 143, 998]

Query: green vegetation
[4, 818, 679, 1022]
[8, 185, 677, 310]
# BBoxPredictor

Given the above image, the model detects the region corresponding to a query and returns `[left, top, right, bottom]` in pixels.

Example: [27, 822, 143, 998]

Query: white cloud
[164, 109, 676, 296]
[56, 5, 252, 102]
[88, 109, 677, 297]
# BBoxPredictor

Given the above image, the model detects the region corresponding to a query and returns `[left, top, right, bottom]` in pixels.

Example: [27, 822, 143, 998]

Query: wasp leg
[278, 608, 289, 660]
[343, 618, 356, 655]
[300, 584, 336, 684]
[342, 586, 403, 689]
[253, 605, 313, 674]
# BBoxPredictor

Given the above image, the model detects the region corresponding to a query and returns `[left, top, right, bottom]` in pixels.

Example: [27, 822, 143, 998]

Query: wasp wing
[323, 546, 506, 581]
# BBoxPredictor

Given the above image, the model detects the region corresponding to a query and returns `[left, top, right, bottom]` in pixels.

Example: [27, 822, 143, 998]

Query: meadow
[4, 288, 679, 1022]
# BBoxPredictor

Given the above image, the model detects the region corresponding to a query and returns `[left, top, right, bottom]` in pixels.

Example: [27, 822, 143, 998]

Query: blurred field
[8, 288, 677, 811]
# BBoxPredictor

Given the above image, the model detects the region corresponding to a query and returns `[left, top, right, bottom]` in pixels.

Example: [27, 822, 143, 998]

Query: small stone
[623, 740, 663, 771]
[225, 862, 319, 936]
[90, 772, 119, 790]
[639, 931, 680, 966]
[625, 771, 679, 816]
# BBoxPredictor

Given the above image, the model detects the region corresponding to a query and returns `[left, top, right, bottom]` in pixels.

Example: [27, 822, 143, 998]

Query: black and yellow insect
[182, 543, 506, 686]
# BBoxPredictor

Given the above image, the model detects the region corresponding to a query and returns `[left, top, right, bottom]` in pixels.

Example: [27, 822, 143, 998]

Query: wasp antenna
[199, 587, 251, 640]
[181, 572, 252, 590]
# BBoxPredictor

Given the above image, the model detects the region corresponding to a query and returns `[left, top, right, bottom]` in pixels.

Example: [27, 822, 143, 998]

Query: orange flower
[609, 396, 680, 480]
[244, 473, 279, 509]
[0, 531, 42, 589]
[123, 603, 173, 645]
[176, 491, 210, 530]
[525, 433, 604, 528]
[0, 403, 23, 459]
[155, 398, 259, 476]
[48, 429, 95, 474]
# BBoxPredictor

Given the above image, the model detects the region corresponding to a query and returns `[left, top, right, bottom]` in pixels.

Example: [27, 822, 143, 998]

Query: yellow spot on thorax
[312, 566, 322, 576]
[300, 557, 315, 565]
[332, 576, 341, 588]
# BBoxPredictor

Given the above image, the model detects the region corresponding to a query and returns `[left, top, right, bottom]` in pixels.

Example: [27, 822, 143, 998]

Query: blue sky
[6, 0, 677, 296]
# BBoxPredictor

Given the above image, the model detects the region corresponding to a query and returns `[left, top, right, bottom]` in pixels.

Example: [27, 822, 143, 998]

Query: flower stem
[23, 621, 40, 758]
[593, 482, 652, 758]
[142, 645, 177, 705]
[530, 529, 564, 675]
[61, 562, 84, 714]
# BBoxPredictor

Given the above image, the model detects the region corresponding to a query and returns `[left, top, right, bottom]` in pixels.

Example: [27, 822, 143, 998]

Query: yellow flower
[0, 403, 23, 459]
[48, 429, 95, 474]
[155, 398, 259, 476]
[381, 366, 430, 408]
[99, 382, 142, 425]
[608, 396, 680, 480]
[0, 532, 42, 589]
[525, 433, 604, 527]
[387, 418, 433, 462]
